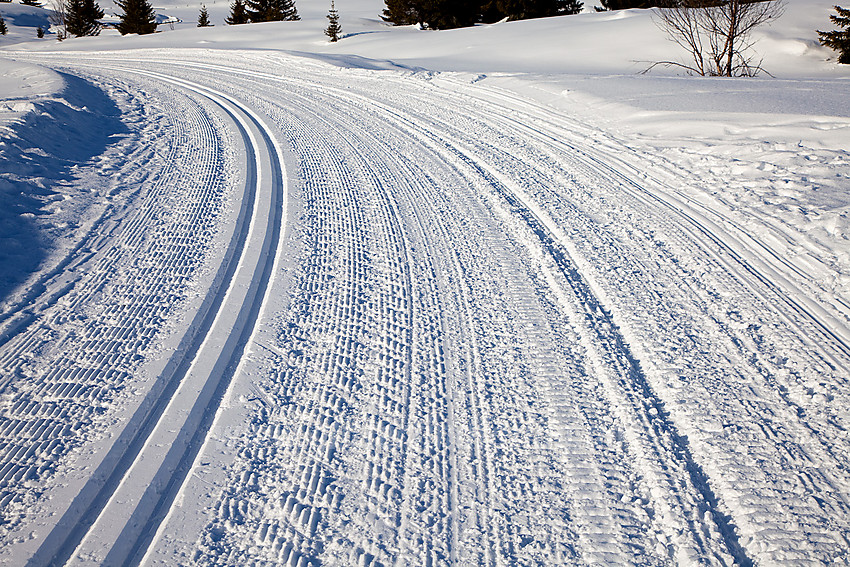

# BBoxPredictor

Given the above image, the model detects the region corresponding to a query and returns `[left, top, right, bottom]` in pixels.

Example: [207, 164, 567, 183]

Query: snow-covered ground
[0, 0, 849, 565]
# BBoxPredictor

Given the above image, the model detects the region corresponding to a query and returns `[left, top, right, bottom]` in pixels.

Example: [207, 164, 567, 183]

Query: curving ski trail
[1, 50, 848, 567]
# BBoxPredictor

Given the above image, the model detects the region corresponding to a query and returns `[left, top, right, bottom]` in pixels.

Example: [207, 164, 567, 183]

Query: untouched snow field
[1, 0, 849, 565]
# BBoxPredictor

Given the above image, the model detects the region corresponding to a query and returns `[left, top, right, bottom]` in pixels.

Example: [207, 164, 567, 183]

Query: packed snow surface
[0, 0, 849, 565]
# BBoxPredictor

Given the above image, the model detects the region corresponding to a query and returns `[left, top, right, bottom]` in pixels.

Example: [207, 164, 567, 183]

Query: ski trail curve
[135, 56, 734, 565]
[24, 70, 286, 567]
[3, 50, 849, 567]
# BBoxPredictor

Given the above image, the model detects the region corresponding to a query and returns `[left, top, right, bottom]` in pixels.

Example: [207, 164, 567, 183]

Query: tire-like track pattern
[24, 71, 284, 567]
[1, 51, 848, 567]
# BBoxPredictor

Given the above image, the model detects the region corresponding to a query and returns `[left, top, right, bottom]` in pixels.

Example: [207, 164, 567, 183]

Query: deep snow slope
[0, 0, 848, 565]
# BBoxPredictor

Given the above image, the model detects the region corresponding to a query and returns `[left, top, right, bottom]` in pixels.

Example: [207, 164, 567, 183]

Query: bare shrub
[651, 0, 784, 76]
[48, 0, 68, 40]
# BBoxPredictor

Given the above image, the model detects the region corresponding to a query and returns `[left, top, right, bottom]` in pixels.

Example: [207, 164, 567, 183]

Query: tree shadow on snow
[0, 71, 127, 313]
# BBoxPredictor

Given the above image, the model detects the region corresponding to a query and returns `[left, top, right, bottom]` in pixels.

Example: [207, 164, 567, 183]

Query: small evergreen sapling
[226, 0, 248, 23]
[37, 25, 45, 36]
[325, 0, 341, 41]
[0, 15, 7, 35]
[116, 0, 156, 34]
[818, 5, 850, 64]
[66, 0, 104, 37]
[198, 4, 212, 26]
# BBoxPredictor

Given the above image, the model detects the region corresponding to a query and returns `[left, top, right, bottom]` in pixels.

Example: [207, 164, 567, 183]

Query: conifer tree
[66, 0, 103, 37]
[116, 0, 156, 34]
[485, 0, 581, 20]
[599, 0, 669, 8]
[225, 0, 248, 24]
[819, 5, 850, 64]
[428, 0, 478, 28]
[325, 0, 341, 41]
[381, 0, 423, 26]
[0, 15, 7, 35]
[382, 0, 478, 29]
[559, 0, 582, 14]
[37, 25, 45, 36]
[382, 0, 579, 28]
[246, 0, 298, 23]
[197, 4, 212, 26]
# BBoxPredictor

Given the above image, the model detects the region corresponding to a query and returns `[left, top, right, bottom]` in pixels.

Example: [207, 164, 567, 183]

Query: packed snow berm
[0, 0, 849, 565]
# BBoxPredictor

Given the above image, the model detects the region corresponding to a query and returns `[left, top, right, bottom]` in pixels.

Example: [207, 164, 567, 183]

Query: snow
[0, 61, 128, 324]
[0, 0, 849, 565]
[0, 58, 59, 98]
[0, 2, 52, 45]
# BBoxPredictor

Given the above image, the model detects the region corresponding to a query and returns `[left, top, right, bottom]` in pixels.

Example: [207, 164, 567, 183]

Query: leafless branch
[48, 0, 67, 40]
[640, 60, 704, 74]
[653, 0, 784, 77]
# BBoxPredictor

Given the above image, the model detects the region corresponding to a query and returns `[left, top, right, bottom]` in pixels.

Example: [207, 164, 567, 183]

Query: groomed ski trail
[0, 50, 848, 567]
[29, 69, 287, 567]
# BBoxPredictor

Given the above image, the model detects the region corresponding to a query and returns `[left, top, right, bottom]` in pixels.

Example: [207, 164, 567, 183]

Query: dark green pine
[226, 0, 249, 24]
[818, 5, 850, 64]
[325, 0, 341, 41]
[66, 0, 104, 37]
[198, 4, 213, 26]
[116, 0, 157, 34]
[245, 0, 299, 23]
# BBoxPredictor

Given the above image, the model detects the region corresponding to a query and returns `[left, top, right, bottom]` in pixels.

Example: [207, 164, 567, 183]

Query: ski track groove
[153, 56, 716, 565]
[91, 68, 287, 567]
[0, 69, 230, 554]
[1, 51, 848, 566]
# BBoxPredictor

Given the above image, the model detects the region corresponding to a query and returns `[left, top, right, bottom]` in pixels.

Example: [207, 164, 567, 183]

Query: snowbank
[0, 64, 127, 312]
[0, 58, 62, 113]
[0, 2, 53, 46]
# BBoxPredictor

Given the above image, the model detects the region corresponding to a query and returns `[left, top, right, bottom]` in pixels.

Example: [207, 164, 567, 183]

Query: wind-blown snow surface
[0, 0, 849, 565]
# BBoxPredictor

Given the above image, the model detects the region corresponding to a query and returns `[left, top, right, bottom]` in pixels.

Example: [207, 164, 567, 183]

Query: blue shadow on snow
[0, 71, 127, 313]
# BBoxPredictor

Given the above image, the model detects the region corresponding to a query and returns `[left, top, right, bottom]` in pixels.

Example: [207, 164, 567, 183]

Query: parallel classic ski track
[6, 51, 849, 566]
[144, 58, 738, 564]
[446, 79, 850, 367]
[0, 65, 234, 565]
[27, 69, 286, 567]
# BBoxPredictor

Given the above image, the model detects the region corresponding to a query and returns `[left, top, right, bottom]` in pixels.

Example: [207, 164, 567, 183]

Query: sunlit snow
[0, 0, 848, 565]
